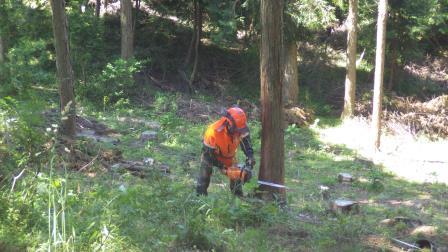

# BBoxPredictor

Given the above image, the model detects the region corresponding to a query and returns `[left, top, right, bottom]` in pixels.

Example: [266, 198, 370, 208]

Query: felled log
[284, 106, 315, 127]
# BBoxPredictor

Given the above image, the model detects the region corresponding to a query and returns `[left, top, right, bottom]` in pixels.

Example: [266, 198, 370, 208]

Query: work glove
[245, 156, 256, 169]
[243, 167, 252, 182]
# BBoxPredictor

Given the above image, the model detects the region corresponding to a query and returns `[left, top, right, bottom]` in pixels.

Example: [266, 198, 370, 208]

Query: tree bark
[95, 0, 101, 17]
[0, 34, 4, 63]
[50, 0, 76, 138]
[183, 0, 197, 68]
[372, 0, 388, 151]
[387, 39, 398, 91]
[259, 0, 285, 198]
[134, 0, 141, 31]
[188, 0, 202, 92]
[282, 40, 298, 106]
[120, 0, 133, 60]
[341, 0, 358, 119]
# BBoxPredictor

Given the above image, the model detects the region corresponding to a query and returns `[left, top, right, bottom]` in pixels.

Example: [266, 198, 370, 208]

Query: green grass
[1, 90, 447, 251]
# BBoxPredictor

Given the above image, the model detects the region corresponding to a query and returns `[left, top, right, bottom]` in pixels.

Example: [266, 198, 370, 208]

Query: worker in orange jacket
[196, 106, 255, 196]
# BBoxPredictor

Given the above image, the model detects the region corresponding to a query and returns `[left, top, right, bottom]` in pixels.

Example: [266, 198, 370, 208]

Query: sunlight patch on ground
[315, 117, 448, 184]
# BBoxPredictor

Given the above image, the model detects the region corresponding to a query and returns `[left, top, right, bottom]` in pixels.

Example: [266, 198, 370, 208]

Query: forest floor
[69, 93, 448, 251]
[2, 90, 448, 251]
[317, 117, 448, 184]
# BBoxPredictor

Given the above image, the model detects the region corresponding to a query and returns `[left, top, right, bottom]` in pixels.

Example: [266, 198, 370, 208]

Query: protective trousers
[196, 147, 242, 196]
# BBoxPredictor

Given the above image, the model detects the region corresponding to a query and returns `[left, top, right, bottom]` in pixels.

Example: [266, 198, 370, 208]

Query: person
[196, 106, 256, 196]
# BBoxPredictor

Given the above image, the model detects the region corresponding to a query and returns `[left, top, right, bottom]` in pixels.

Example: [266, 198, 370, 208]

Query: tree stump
[338, 173, 354, 183]
[140, 131, 157, 142]
[331, 199, 359, 214]
[319, 185, 330, 200]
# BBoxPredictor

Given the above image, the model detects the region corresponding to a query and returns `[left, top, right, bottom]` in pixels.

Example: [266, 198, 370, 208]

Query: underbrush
[2, 91, 447, 251]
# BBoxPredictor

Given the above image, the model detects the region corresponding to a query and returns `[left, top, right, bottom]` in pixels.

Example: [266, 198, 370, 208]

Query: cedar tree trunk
[50, 0, 76, 138]
[121, 0, 133, 59]
[282, 40, 298, 105]
[259, 0, 285, 198]
[95, 0, 101, 17]
[0, 34, 4, 63]
[372, 0, 388, 150]
[341, 0, 358, 119]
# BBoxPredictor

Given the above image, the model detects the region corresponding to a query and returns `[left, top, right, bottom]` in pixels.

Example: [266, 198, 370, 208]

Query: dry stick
[79, 155, 99, 171]
[390, 238, 421, 250]
[11, 169, 26, 192]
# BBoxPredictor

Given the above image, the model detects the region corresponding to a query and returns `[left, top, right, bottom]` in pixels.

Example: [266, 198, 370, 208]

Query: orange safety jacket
[203, 117, 249, 168]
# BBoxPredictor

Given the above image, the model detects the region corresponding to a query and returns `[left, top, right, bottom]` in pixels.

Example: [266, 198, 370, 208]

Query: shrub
[77, 58, 146, 108]
[1, 39, 55, 95]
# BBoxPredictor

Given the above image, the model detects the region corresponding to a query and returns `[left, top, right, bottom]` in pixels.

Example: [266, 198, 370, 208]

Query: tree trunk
[188, 0, 202, 92]
[259, 0, 285, 198]
[95, 0, 101, 17]
[372, 0, 388, 151]
[134, 0, 141, 31]
[0, 34, 4, 63]
[282, 40, 298, 106]
[341, 0, 358, 119]
[387, 39, 398, 91]
[49, 0, 76, 138]
[120, 0, 133, 60]
[183, 0, 197, 68]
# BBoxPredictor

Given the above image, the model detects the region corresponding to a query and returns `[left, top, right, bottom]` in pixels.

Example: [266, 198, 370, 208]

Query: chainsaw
[223, 163, 252, 182]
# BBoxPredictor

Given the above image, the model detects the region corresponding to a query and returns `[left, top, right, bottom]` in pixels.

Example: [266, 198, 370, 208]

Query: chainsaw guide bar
[257, 180, 287, 189]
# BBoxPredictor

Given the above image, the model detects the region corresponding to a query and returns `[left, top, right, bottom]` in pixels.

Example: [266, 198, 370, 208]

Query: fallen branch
[11, 169, 26, 192]
[79, 155, 99, 171]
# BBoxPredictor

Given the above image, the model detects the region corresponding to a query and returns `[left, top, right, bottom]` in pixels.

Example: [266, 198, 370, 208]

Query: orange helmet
[224, 107, 249, 136]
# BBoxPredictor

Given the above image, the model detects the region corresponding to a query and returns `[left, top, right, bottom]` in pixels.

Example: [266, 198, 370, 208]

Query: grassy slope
[1, 11, 447, 252]
[2, 89, 447, 251]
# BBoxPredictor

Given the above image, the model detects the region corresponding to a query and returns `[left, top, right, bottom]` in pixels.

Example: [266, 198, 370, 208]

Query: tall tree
[0, 34, 4, 63]
[282, 40, 298, 105]
[49, 0, 76, 138]
[259, 0, 285, 198]
[341, 0, 358, 119]
[0, 2, 7, 65]
[120, 0, 133, 60]
[372, 0, 388, 150]
[95, 0, 101, 17]
[282, 0, 337, 106]
[188, 0, 203, 92]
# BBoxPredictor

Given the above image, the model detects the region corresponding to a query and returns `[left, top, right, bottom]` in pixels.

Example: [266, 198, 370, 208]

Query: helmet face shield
[225, 107, 249, 137]
[236, 126, 249, 137]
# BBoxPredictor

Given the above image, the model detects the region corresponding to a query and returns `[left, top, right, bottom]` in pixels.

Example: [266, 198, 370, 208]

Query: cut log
[410, 226, 438, 237]
[393, 216, 423, 227]
[331, 199, 359, 214]
[284, 106, 315, 127]
[338, 173, 354, 183]
[140, 131, 157, 142]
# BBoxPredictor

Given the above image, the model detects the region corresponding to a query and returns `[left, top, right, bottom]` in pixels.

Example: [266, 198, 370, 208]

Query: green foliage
[0, 96, 47, 174]
[1, 0, 448, 250]
[286, 0, 337, 31]
[206, 1, 238, 44]
[67, 3, 109, 80]
[77, 58, 145, 108]
[2, 39, 55, 94]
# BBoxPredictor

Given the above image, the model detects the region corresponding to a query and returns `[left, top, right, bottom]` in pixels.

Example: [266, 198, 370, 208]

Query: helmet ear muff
[224, 111, 237, 134]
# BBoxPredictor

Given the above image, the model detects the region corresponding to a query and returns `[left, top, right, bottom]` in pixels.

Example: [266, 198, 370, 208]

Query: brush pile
[356, 95, 448, 138]
[284, 105, 315, 127]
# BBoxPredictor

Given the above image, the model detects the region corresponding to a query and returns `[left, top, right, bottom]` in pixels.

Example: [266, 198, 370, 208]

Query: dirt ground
[316, 117, 448, 184]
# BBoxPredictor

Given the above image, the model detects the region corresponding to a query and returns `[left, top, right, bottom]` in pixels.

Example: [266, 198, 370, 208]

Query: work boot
[230, 180, 243, 197]
[196, 177, 210, 196]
